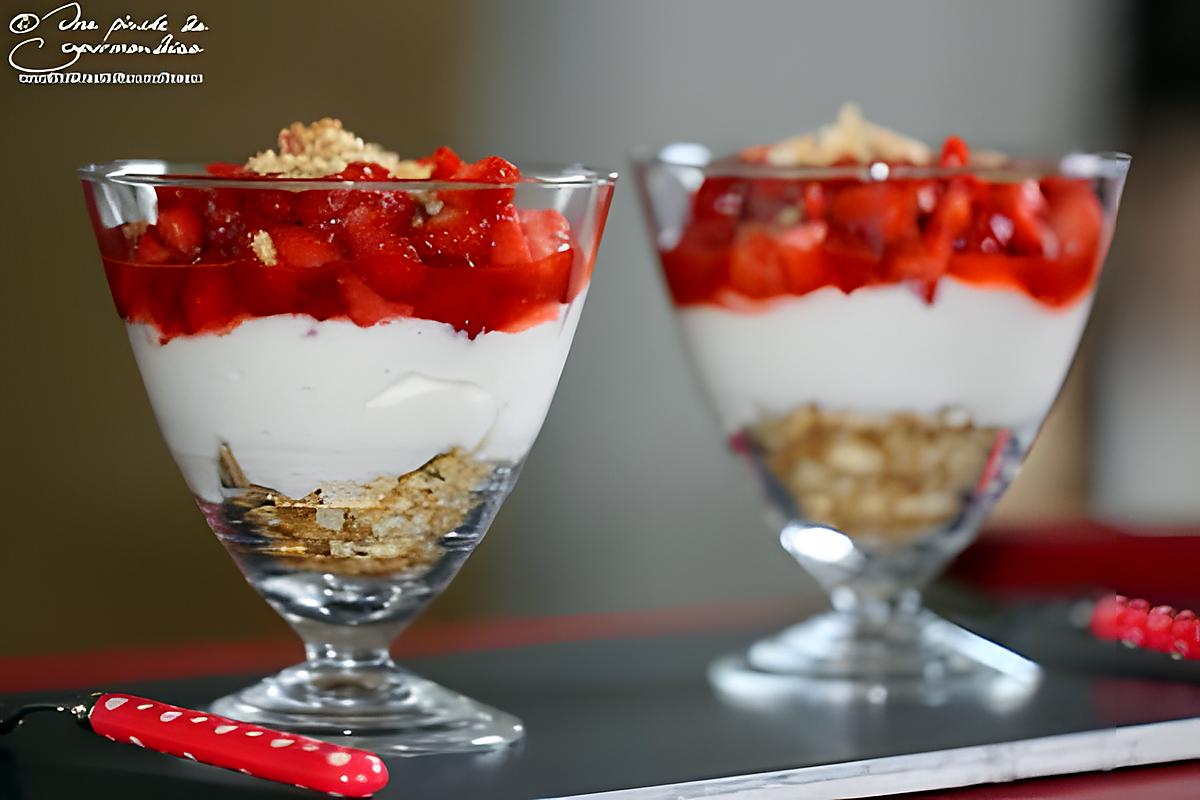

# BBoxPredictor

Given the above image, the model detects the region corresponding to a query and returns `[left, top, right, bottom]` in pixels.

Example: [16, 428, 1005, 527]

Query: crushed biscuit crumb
[753, 405, 1003, 542]
[244, 118, 435, 180]
[250, 230, 277, 266]
[756, 103, 933, 167]
[223, 448, 494, 576]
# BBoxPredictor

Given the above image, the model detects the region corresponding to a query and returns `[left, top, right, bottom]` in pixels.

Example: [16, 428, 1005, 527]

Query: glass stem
[285, 615, 408, 695]
[829, 585, 923, 635]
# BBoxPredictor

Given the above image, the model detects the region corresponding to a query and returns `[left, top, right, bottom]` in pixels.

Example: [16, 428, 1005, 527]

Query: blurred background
[1, 0, 1196, 657]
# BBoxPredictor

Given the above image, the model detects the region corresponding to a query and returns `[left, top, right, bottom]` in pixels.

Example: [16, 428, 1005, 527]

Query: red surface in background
[4, 522, 1198, 693]
[951, 522, 1200, 605]
[4, 522, 1200, 796]
[0, 597, 794, 694]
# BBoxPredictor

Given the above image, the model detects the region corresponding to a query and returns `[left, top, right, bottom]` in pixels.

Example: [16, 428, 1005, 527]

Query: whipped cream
[678, 279, 1091, 432]
[128, 299, 584, 502]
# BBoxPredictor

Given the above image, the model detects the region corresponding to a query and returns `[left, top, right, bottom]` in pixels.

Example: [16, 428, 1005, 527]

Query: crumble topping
[752, 103, 933, 167]
[250, 230, 277, 266]
[753, 405, 1002, 542]
[244, 117, 435, 180]
[219, 446, 492, 576]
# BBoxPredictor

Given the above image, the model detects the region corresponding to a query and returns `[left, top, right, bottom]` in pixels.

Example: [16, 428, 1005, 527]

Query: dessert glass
[635, 145, 1128, 696]
[80, 159, 615, 753]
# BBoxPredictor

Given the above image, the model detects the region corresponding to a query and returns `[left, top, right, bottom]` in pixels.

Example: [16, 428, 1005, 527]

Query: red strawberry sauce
[661, 138, 1105, 309]
[91, 148, 587, 341]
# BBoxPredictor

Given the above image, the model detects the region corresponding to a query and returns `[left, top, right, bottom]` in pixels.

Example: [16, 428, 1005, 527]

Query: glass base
[209, 663, 523, 756]
[711, 610, 1041, 706]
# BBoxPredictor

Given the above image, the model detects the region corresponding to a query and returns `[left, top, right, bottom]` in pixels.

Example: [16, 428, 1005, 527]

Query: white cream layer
[128, 301, 584, 502]
[677, 278, 1092, 432]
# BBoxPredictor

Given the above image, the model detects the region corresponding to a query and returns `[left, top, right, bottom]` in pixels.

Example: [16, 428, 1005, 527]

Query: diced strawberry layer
[94, 147, 590, 340]
[661, 136, 1105, 309]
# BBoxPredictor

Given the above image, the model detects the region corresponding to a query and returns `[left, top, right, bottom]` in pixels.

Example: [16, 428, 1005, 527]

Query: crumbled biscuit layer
[753, 405, 1000, 542]
[755, 103, 933, 168]
[244, 118, 435, 180]
[223, 447, 492, 576]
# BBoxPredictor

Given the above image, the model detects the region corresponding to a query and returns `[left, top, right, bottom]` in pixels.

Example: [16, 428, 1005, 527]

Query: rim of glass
[635, 143, 1131, 181]
[78, 159, 619, 191]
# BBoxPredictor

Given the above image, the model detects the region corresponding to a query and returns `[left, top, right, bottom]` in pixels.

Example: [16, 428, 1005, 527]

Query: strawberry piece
[938, 136, 970, 168]
[205, 162, 247, 178]
[332, 162, 395, 182]
[454, 155, 521, 184]
[355, 253, 424, 301]
[828, 183, 919, 257]
[692, 177, 747, 224]
[776, 222, 830, 294]
[236, 261, 303, 317]
[923, 179, 973, 252]
[518, 208, 572, 260]
[803, 183, 827, 220]
[744, 178, 804, 223]
[885, 238, 947, 286]
[426, 146, 463, 180]
[140, 268, 186, 339]
[246, 190, 296, 224]
[491, 210, 533, 266]
[270, 227, 340, 268]
[414, 267, 492, 338]
[510, 250, 573, 306]
[103, 261, 148, 321]
[340, 196, 414, 257]
[293, 265, 344, 321]
[729, 226, 790, 298]
[1042, 178, 1103, 259]
[182, 267, 240, 334]
[415, 155, 523, 267]
[340, 271, 412, 327]
[975, 181, 1050, 256]
[202, 190, 251, 260]
[739, 144, 770, 163]
[661, 224, 732, 305]
[417, 202, 492, 267]
[154, 205, 204, 257]
[350, 232, 425, 301]
[133, 229, 175, 264]
[296, 189, 357, 227]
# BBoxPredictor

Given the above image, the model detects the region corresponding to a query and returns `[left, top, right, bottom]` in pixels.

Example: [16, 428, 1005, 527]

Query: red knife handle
[87, 693, 388, 797]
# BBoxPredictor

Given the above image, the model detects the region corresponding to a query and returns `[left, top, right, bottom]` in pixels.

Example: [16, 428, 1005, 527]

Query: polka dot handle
[88, 694, 388, 797]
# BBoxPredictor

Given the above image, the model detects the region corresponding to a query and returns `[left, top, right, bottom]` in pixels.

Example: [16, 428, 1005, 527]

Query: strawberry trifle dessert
[81, 119, 615, 748]
[650, 105, 1115, 543]
[638, 107, 1127, 685]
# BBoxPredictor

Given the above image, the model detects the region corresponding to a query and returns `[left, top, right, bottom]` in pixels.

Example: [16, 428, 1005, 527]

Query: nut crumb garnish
[757, 103, 933, 167]
[250, 230, 277, 266]
[121, 220, 149, 245]
[244, 117, 435, 180]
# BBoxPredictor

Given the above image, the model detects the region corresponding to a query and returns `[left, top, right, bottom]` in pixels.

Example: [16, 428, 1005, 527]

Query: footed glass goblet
[81, 159, 615, 752]
[636, 144, 1128, 695]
